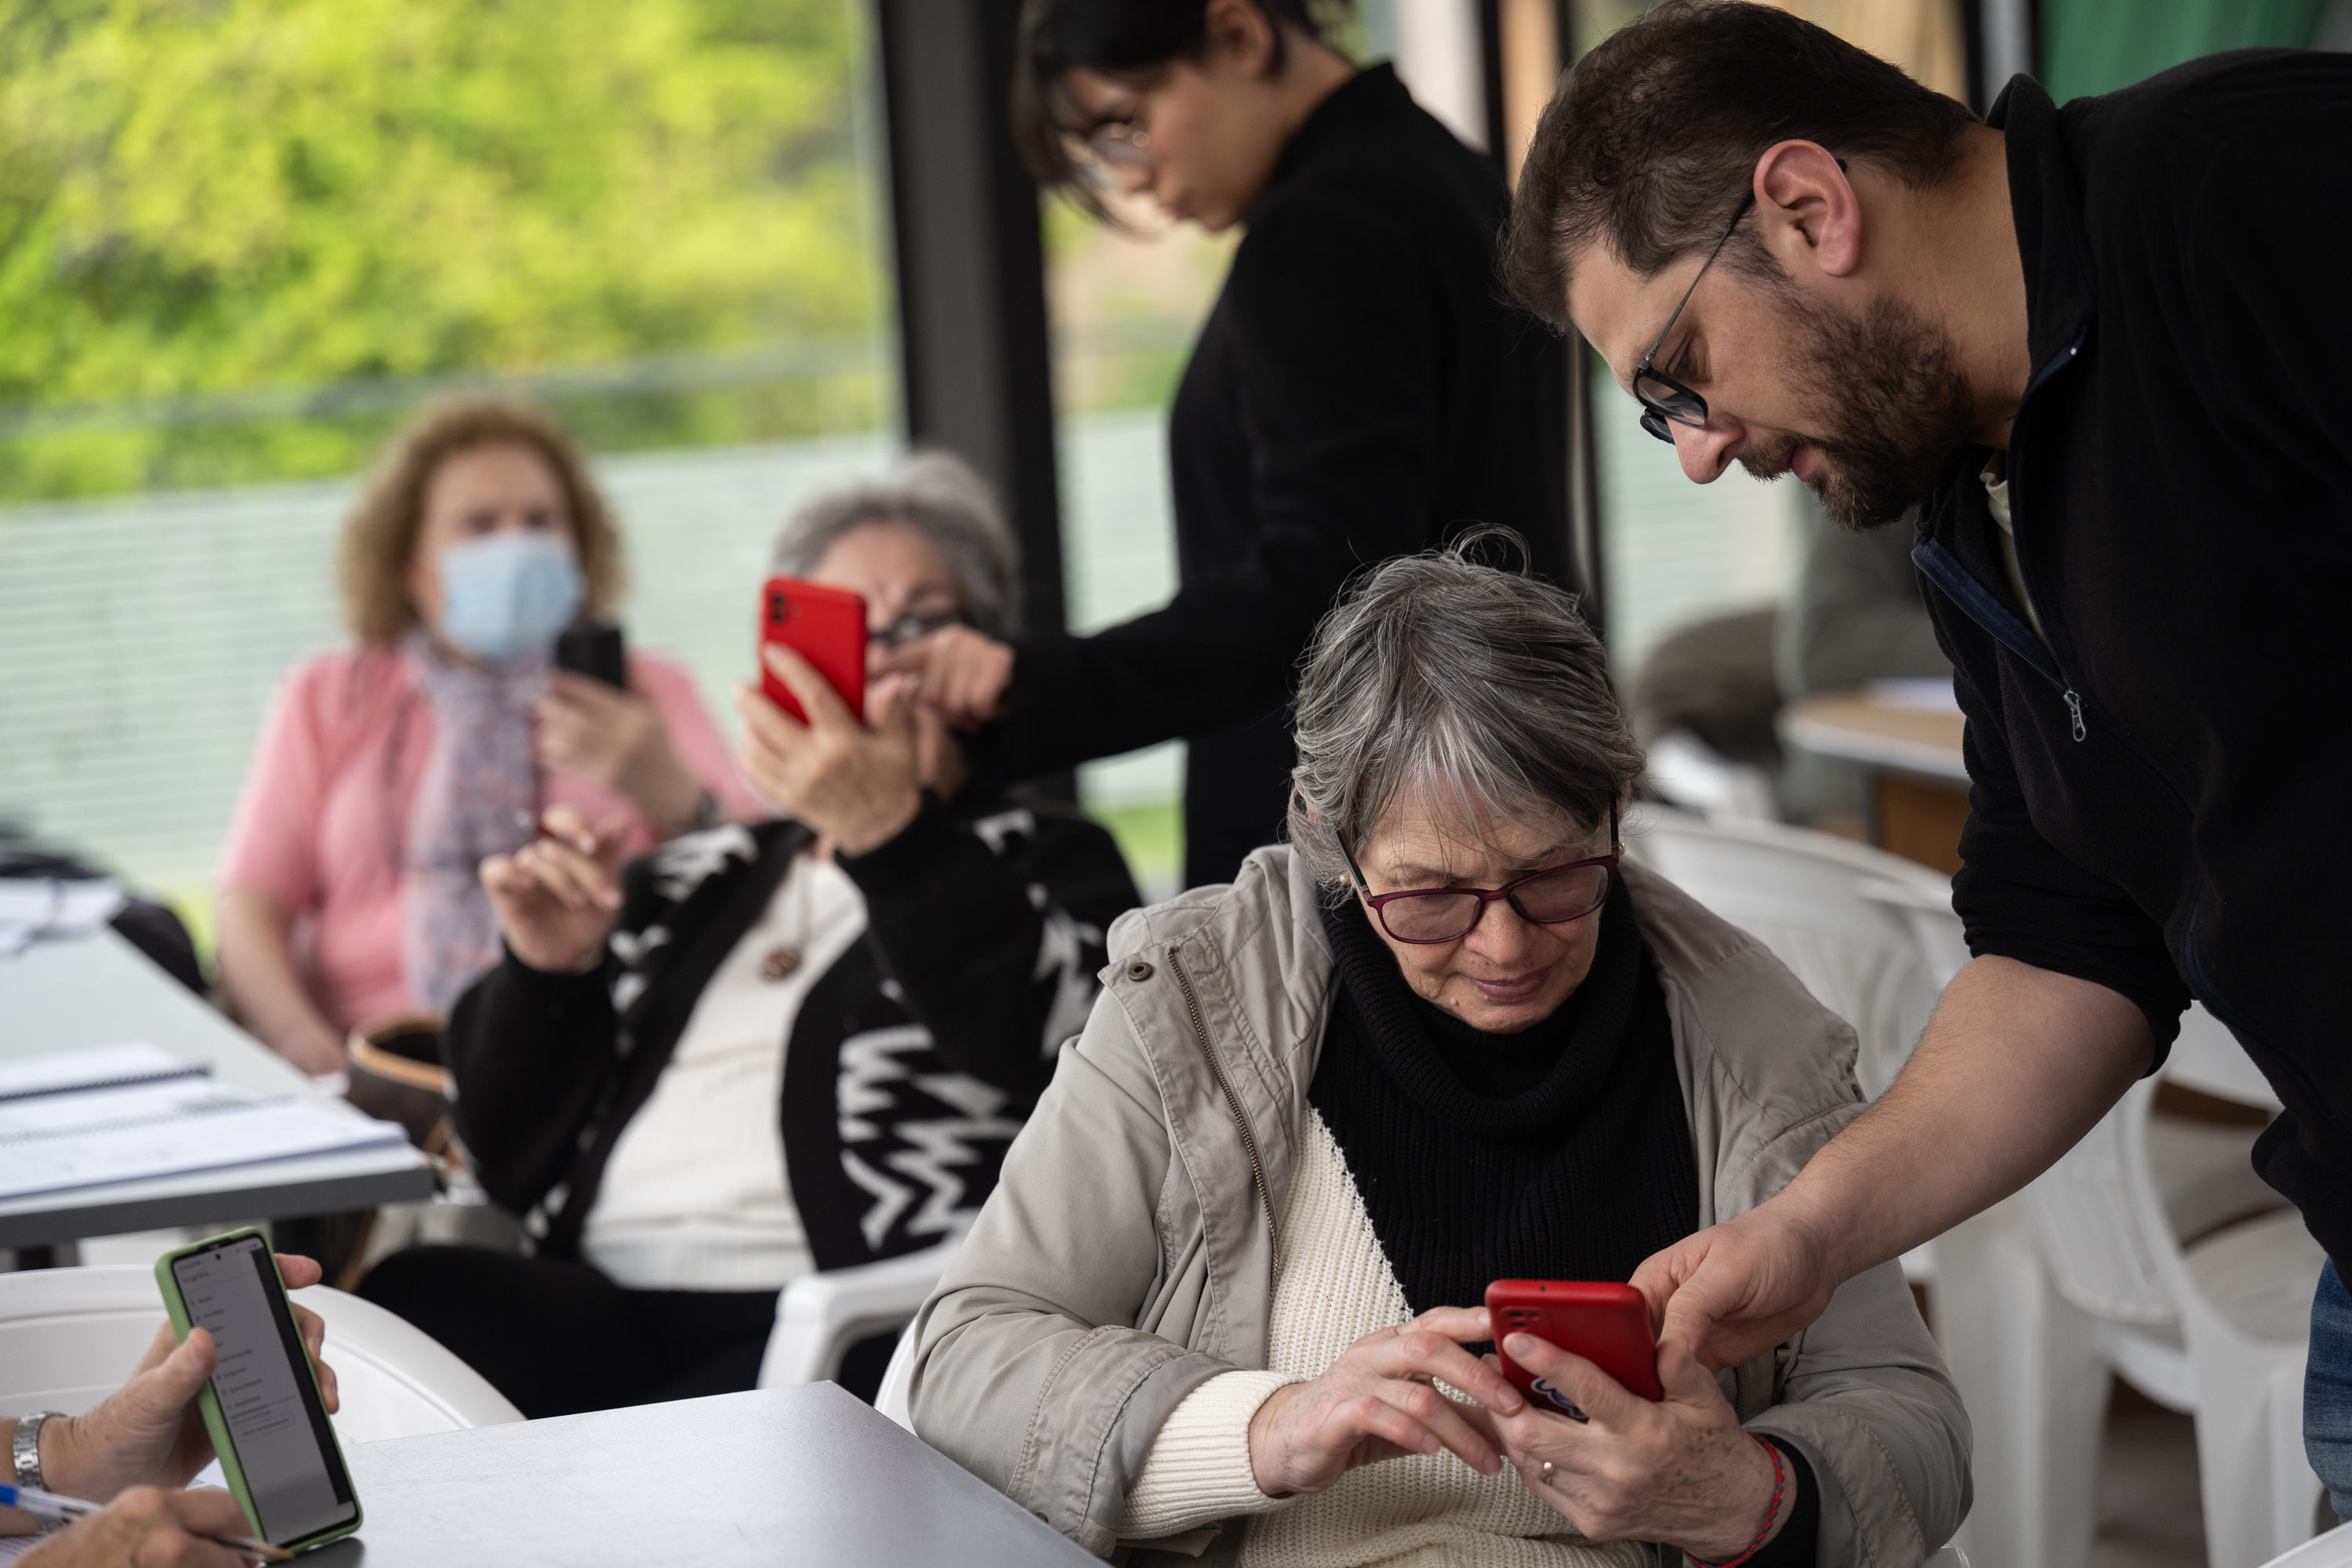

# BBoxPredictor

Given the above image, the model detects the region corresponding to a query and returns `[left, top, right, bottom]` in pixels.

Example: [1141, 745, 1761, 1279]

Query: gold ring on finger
[1538, 1461, 1555, 1487]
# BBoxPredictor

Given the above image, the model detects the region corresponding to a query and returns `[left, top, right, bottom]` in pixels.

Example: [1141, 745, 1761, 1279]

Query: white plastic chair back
[289, 1284, 522, 1437]
[1625, 808, 1961, 1098]
[0, 1265, 519, 1439]
[2121, 1081, 2327, 1567]
[873, 1321, 919, 1432]
[0, 1265, 171, 1416]
[2258, 1519, 2352, 1568]
[2024, 1080, 2178, 1327]
[758, 1225, 968, 1390]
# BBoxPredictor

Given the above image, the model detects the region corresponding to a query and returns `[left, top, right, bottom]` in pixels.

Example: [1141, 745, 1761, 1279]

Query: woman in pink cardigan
[216, 401, 757, 1074]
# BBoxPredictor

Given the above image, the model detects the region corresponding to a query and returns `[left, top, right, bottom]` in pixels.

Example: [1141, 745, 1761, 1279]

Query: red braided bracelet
[1686, 1433, 1786, 1568]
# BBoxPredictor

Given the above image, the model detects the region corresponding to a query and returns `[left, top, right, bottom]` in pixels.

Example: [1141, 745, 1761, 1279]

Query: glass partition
[1047, 194, 1237, 899]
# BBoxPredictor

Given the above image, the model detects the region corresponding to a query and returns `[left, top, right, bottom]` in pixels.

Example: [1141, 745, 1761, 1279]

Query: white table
[0, 927, 432, 1250]
[317, 1384, 1098, 1566]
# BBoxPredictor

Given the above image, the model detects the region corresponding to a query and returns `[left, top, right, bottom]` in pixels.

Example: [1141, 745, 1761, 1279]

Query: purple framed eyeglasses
[1338, 810, 1623, 945]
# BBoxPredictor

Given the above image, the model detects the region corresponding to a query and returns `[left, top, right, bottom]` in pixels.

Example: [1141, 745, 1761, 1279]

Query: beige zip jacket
[908, 847, 1970, 1566]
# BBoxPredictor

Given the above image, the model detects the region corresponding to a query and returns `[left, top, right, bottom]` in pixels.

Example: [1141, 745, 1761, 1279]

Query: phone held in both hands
[758, 576, 866, 724]
[1484, 1279, 1665, 1420]
[154, 1231, 361, 1552]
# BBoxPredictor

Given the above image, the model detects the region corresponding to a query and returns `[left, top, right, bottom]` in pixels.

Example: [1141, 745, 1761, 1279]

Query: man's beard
[1740, 287, 1976, 531]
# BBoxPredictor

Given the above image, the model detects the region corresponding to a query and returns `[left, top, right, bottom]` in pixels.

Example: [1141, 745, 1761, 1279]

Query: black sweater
[445, 793, 1138, 1269]
[1911, 57, 2352, 1268]
[980, 66, 1572, 887]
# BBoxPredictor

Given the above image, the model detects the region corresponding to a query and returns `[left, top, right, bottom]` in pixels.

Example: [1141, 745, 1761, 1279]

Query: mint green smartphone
[154, 1229, 362, 1551]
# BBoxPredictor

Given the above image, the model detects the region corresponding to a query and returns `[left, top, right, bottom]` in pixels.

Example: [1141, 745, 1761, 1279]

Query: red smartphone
[759, 576, 866, 724]
[1484, 1279, 1664, 1417]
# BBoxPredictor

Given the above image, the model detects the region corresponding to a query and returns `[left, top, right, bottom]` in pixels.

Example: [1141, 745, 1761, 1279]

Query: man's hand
[1486, 1332, 1789, 1562]
[478, 805, 630, 975]
[869, 624, 1014, 729]
[1246, 1308, 1524, 1498]
[1632, 955, 2156, 1370]
[734, 646, 927, 855]
[535, 670, 705, 835]
[36, 1256, 338, 1502]
[1631, 1197, 1842, 1372]
[19, 1487, 259, 1568]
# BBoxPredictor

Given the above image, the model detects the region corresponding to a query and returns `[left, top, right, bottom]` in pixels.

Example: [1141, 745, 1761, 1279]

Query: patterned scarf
[401, 628, 545, 1015]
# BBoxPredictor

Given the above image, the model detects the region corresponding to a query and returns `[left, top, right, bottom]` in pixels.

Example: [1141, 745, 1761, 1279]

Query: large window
[1047, 195, 1237, 899]
[0, 0, 902, 946]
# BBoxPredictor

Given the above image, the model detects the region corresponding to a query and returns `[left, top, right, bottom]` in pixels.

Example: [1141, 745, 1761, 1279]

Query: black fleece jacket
[976, 65, 1573, 887]
[445, 793, 1138, 1270]
[1908, 56, 2352, 1269]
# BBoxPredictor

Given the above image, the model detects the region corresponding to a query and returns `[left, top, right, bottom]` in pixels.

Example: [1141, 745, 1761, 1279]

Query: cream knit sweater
[1120, 1107, 1654, 1568]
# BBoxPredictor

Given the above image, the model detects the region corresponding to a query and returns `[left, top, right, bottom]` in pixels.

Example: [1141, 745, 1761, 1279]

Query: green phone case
[153, 1229, 364, 1552]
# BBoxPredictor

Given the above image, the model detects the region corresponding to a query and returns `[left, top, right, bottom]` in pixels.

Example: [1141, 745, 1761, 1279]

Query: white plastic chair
[1644, 731, 1779, 822]
[1962, 1077, 2321, 1568]
[1624, 806, 1964, 1102]
[0, 1264, 521, 1439]
[2261, 1519, 2352, 1568]
[873, 1321, 919, 1432]
[756, 1228, 967, 1390]
[2121, 1079, 2328, 1568]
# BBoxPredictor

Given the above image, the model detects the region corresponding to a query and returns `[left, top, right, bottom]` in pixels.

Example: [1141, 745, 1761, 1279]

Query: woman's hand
[477, 804, 629, 975]
[31, 1257, 338, 1504]
[18, 1486, 260, 1568]
[1486, 1331, 1788, 1562]
[535, 671, 706, 836]
[869, 624, 1014, 728]
[732, 645, 925, 856]
[1245, 1308, 1525, 1499]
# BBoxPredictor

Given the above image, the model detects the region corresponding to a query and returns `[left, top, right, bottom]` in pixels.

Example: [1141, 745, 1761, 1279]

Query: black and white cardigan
[445, 790, 1138, 1272]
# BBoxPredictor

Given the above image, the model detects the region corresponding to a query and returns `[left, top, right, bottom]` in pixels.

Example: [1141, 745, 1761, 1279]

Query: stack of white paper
[0, 1044, 406, 1202]
[0, 877, 126, 960]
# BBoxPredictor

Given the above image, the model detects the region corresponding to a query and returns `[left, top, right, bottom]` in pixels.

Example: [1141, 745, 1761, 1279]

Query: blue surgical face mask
[434, 529, 584, 665]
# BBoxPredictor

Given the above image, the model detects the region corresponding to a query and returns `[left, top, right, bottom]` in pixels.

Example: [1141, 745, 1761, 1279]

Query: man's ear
[1751, 140, 1864, 281]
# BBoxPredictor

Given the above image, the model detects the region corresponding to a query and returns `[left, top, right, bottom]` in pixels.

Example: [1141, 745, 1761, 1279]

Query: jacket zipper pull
[2063, 688, 2086, 742]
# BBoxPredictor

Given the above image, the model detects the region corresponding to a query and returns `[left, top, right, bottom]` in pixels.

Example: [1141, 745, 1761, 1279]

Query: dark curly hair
[1501, 0, 1976, 331]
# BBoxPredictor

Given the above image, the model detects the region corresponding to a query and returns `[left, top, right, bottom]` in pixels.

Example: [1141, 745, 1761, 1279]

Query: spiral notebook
[0, 1045, 405, 1201]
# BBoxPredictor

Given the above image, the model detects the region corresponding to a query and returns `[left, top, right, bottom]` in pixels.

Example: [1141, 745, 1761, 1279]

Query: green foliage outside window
[0, 0, 889, 500]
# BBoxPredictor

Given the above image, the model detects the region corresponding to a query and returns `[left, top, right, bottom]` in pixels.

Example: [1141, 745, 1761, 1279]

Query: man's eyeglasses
[1632, 162, 1846, 444]
[1337, 811, 1622, 946]
[1631, 194, 1755, 444]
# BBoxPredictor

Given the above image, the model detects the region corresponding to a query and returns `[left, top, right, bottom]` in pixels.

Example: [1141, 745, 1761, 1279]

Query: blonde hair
[337, 399, 625, 644]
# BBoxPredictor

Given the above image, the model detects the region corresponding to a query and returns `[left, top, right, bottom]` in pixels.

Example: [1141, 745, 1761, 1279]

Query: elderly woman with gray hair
[909, 541, 1969, 1567]
[358, 452, 1138, 1417]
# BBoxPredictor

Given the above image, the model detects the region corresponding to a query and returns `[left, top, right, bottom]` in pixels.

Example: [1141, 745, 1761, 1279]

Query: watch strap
[13, 1410, 60, 1489]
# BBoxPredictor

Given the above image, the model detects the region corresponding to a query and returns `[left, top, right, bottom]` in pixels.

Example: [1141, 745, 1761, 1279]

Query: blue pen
[0, 1482, 292, 1560]
[0, 1482, 96, 1524]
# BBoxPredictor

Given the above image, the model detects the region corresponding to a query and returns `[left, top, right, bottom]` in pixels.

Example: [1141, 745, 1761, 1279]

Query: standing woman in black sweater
[882, 0, 1573, 887]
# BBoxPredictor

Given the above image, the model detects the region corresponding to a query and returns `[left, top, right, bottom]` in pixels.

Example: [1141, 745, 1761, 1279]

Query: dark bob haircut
[1501, 0, 1976, 331]
[1014, 0, 1336, 216]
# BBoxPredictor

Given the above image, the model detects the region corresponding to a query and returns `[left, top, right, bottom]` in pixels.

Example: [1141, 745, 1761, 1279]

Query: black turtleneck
[1308, 878, 1697, 1316]
[1309, 883, 1819, 1566]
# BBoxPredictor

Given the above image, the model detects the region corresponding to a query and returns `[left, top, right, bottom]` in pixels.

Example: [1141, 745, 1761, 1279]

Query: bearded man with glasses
[908, 540, 1968, 1568]
[1503, 0, 2352, 1534]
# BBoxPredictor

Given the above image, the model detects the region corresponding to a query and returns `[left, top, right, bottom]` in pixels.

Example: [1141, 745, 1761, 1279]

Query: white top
[582, 853, 867, 1291]
[1980, 456, 2049, 648]
[1120, 1108, 1646, 1566]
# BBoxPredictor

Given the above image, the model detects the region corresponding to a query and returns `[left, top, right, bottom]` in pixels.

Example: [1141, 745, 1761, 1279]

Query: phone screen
[170, 1235, 357, 1544]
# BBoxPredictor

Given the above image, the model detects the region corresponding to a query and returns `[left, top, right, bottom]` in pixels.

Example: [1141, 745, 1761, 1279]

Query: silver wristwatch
[13, 1410, 59, 1490]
